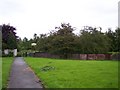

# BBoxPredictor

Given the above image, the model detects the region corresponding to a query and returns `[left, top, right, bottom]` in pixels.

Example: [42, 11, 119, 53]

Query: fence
[71, 54, 112, 60]
[28, 52, 119, 60]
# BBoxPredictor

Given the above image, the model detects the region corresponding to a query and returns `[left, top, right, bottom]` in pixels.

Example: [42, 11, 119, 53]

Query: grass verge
[2, 57, 13, 88]
[25, 57, 118, 88]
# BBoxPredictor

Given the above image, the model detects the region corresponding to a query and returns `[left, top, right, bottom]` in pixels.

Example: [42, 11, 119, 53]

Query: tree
[105, 28, 116, 52]
[36, 34, 49, 52]
[33, 33, 39, 43]
[22, 37, 32, 50]
[79, 26, 110, 54]
[32, 24, 115, 58]
[49, 23, 76, 58]
[2, 24, 18, 50]
[105, 28, 120, 52]
[7, 31, 18, 49]
[115, 28, 120, 52]
[36, 23, 77, 58]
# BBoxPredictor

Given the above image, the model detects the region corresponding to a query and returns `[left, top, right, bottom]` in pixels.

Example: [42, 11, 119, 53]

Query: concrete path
[8, 57, 43, 88]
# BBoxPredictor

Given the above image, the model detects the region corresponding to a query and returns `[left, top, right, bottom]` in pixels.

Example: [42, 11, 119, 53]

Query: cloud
[0, 0, 25, 17]
[0, 0, 119, 39]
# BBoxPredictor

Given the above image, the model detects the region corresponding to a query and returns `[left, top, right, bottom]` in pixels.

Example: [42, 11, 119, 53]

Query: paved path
[8, 57, 43, 88]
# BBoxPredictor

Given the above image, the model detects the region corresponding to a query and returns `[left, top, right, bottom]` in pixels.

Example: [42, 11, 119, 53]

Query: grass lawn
[25, 57, 118, 88]
[0, 57, 1, 89]
[2, 57, 13, 88]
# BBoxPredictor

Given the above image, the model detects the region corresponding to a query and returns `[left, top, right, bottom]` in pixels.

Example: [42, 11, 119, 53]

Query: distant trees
[33, 24, 114, 58]
[1, 24, 18, 50]
[79, 26, 110, 54]
[36, 34, 48, 52]
[35, 23, 76, 58]
[49, 23, 76, 58]
[115, 28, 120, 52]
[17, 23, 119, 58]
[18, 37, 34, 51]
[106, 28, 120, 52]
[17, 33, 40, 51]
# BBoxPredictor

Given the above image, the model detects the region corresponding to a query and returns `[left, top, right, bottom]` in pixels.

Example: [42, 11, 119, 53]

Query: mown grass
[25, 57, 118, 88]
[0, 57, 2, 89]
[2, 57, 13, 88]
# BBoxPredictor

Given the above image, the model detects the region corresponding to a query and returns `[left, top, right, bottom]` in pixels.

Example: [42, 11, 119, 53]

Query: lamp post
[31, 43, 37, 57]
[31, 43, 37, 52]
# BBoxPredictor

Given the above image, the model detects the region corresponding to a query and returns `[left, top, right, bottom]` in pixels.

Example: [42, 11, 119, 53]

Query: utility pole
[118, 1, 120, 28]
[0, 25, 2, 56]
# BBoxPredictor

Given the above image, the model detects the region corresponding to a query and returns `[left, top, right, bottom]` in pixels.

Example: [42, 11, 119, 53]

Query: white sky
[0, 0, 119, 39]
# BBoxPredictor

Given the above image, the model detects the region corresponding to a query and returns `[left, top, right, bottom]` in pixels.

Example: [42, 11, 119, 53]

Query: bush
[2, 52, 13, 57]
[16, 52, 22, 57]
[112, 52, 120, 60]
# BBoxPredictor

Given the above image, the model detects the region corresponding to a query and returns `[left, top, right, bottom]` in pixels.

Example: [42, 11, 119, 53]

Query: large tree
[79, 26, 110, 54]
[49, 23, 76, 58]
[105, 28, 120, 52]
[36, 34, 49, 52]
[2, 24, 18, 50]
[19, 37, 33, 50]
[36, 23, 77, 58]
[105, 28, 116, 52]
[115, 28, 120, 52]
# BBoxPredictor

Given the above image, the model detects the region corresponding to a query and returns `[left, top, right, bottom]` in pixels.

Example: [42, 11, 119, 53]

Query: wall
[29, 52, 114, 60]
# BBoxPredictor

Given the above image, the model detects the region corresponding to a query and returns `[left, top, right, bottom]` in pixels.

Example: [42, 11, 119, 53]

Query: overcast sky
[0, 0, 119, 39]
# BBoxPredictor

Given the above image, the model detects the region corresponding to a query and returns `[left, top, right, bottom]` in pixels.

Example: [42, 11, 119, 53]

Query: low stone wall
[80, 54, 87, 60]
[33, 52, 60, 59]
[29, 52, 114, 60]
[72, 54, 112, 60]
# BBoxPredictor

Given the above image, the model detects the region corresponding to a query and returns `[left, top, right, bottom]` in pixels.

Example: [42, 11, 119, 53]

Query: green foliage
[106, 28, 116, 52]
[19, 23, 119, 56]
[79, 27, 110, 54]
[25, 57, 118, 88]
[18, 37, 33, 51]
[49, 28, 76, 55]
[2, 52, 13, 57]
[1, 24, 18, 50]
[115, 28, 120, 52]
[36, 23, 77, 58]
[106, 28, 120, 52]
[7, 32, 17, 49]
[36, 34, 49, 52]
